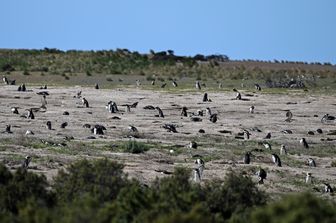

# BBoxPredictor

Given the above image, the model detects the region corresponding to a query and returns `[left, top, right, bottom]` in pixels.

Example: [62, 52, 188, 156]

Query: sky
[1, 0, 335, 63]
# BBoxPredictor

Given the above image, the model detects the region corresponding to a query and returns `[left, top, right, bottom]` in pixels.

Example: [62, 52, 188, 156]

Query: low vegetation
[0, 159, 335, 223]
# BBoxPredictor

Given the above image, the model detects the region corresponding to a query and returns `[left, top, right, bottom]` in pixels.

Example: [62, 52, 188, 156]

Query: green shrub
[251, 192, 336, 223]
[121, 140, 150, 154]
[53, 159, 128, 203]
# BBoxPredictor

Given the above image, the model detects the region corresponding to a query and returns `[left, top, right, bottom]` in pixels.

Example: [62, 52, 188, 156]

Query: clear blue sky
[1, 0, 335, 63]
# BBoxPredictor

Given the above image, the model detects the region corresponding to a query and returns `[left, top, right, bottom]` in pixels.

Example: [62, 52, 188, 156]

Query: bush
[121, 140, 150, 154]
[0, 164, 54, 214]
[204, 171, 267, 220]
[251, 192, 336, 223]
[53, 159, 128, 203]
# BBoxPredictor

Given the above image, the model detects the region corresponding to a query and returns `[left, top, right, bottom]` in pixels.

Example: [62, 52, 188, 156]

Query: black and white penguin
[271, 154, 282, 167]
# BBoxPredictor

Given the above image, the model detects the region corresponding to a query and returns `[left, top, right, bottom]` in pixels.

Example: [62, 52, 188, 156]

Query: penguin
[82, 98, 89, 108]
[189, 141, 197, 149]
[26, 109, 35, 119]
[257, 168, 267, 184]
[130, 102, 138, 108]
[324, 183, 333, 193]
[25, 130, 34, 135]
[161, 83, 167, 88]
[128, 125, 138, 132]
[300, 138, 309, 149]
[151, 80, 155, 85]
[156, 107, 164, 118]
[206, 107, 212, 116]
[264, 132, 272, 139]
[307, 158, 316, 167]
[244, 152, 251, 164]
[3, 76, 8, 85]
[193, 168, 202, 183]
[255, 84, 261, 91]
[285, 110, 293, 122]
[162, 124, 177, 133]
[21, 156, 32, 170]
[271, 154, 282, 167]
[306, 172, 312, 184]
[263, 142, 272, 150]
[172, 80, 178, 87]
[5, 125, 12, 134]
[46, 121, 52, 130]
[197, 110, 204, 116]
[280, 144, 287, 155]
[209, 114, 218, 123]
[243, 130, 251, 140]
[203, 93, 209, 102]
[136, 80, 141, 86]
[41, 95, 47, 109]
[195, 158, 205, 176]
[236, 92, 242, 100]
[125, 105, 131, 113]
[181, 106, 188, 117]
[60, 122, 68, 129]
[195, 81, 201, 90]
[94, 83, 99, 89]
[249, 106, 255, 114]
[11, 107, 19, 114]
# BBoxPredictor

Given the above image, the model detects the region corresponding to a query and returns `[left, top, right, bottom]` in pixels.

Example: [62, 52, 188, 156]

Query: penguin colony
[0, 79, 335, 194]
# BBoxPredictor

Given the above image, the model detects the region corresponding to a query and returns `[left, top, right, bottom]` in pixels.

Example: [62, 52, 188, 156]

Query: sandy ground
[0, 84, 335, 198]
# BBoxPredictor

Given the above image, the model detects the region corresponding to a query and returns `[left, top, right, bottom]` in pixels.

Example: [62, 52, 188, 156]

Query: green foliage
[121, 140, 150, 154]
[204, 171, 267, 220]
[53, 159, 128, 203]
[0, 164, 53, 214]
[251, 192, 336, 223]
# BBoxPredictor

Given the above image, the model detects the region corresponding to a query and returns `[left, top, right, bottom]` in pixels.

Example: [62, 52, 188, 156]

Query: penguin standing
[306, 172, 312, 184]
[307, 158, 316, 167]
[195, 81, 201, 90]
[271, 154, 282, 167]
[257, 168, 267, 184]
[21, 156, 32, 170]
[243, 152, 251, 164]
[156, 107, 164, 118]
[280, 145, 287, 155]
[82, 98, 89, 108]
[300, 138, 309, 149]
[181, 107, 188, 117]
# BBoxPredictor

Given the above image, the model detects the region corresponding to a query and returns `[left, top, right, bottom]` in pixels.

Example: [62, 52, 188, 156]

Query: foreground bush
[53, 159, 128, 203]
[1, 159, 335, 223]
[0, 164, 54, 215]
[251, 192, 336, 223]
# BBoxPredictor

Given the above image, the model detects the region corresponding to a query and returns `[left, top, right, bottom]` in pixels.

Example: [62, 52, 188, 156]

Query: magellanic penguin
[5, 125, 12, 134]
[285, 110, 293, 122]
[82, 98, 89, 108]
[156, 107, 164, 118]
[209, 114, 218, 123]
[324, 183, 333, 193]
[11, 107, 19, 114]
[60, 122, 68, 129]
[172, 80, 178, 87]
[280, 144, 287, 155]
[21, 156, 32, 170]
[264, 132, 272, 139]
[255, 84, 261, 91]
[271, 154, 282, 167]
[300, 138, 309, 149]
[236, 92, 242, 100]
[181, 106, 188, 117]
[26, 109, 35, 119]
[46, 121, 52, 130]
[243, 152, 251, 164]
[243, 129, 251, 140]
[306, 172, 312, 184]
[162, 124, 177, 133]
[189, 141, 197, 149]
[307, 158, 316, 167]
[257, 168, 267, 184]
[94, 83, 99, 89]
[203, 93, 211, 102]
[249, 106, 255, 114]
[195, 81, 201, 90]
[128, 125, 138, 133]
[193, 168, 202, 183]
